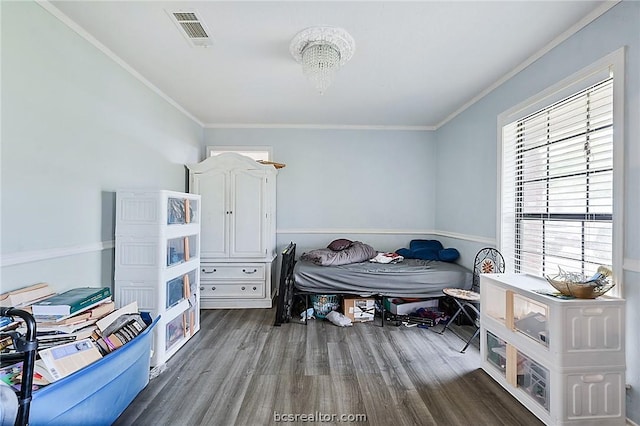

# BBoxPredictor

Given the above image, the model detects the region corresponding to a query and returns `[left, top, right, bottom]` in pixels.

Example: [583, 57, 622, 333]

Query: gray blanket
[294, 258, 472, 298]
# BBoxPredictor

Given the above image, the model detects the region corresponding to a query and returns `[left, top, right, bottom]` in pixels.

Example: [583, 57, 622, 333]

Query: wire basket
[310, 294, 339, 319]
[546, 266, 615, 299]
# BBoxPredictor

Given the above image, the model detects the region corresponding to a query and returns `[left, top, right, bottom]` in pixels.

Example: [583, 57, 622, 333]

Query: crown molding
[36, 1, 204, 128]
[204, 123, 436, 131]
[434, 0, 620, 130]
[35, 0, 619, 134]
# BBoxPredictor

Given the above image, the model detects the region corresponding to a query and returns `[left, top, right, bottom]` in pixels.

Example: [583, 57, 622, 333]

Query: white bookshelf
[114, 190, 201, 367]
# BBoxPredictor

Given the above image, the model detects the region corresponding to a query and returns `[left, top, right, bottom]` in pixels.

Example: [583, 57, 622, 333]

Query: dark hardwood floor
[114, 308, 543, 426]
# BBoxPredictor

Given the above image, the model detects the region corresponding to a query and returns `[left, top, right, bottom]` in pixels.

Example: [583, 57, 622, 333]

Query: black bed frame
[274, 242, 399, 327]
[274, 242, 297, 326]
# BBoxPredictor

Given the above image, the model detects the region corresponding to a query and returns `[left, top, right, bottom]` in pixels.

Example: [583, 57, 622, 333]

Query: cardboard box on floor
[384, 298, 439, 315]
[343, 297, 376, 322]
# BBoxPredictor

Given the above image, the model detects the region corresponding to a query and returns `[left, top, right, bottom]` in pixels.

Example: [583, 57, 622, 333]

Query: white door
[230, 169, 265, 258]
[192, 169, 229, 258]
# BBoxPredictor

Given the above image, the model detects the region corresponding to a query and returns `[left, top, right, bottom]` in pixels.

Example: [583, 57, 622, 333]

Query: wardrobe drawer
[199, 283, 265, 298]
[200, 264, 265, 280]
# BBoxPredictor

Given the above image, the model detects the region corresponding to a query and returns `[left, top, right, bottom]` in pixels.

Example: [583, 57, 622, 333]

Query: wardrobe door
[192, 168, 228, 258]
[230, 168, 266, 258]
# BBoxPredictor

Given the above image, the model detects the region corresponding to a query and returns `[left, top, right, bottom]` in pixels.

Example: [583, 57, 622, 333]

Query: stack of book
[34, 302, 116, 350]
[0, 285, 149, 391]
[35, 301, 148, 383]
[30, 286, 112, 321]
[0, 360, 56, 393]
[23, 287, 115, 349]
[91, 302, 148, 354]
[0, 283, 56, 309]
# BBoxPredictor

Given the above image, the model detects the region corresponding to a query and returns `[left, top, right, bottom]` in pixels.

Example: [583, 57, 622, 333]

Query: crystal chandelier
[290, 26, 355, 94]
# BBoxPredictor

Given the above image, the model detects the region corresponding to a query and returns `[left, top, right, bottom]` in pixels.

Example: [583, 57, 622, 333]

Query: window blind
[501, 78, 613, 278]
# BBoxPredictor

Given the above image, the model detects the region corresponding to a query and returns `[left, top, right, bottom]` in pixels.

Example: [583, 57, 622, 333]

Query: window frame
[497, 48, 625, 295]
[206, 145, 272, 162]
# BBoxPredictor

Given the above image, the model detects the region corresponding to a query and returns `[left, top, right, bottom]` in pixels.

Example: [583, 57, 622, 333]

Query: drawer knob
[253, 286, 257, 291]
[200, 286, 204, 291]
[242, 268, 257, 274]
[211, 286, 216, 291]
[241, 286, 246, 290]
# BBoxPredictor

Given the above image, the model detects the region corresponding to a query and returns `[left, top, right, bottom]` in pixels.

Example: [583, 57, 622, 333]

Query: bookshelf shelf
[114, 190, 201, 367]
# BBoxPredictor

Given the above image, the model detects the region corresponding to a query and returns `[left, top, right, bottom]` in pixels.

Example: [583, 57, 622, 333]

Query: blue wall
[204, 128, 438, 255]
[434, 2, 640, 421]
[1, 1, 202, 291]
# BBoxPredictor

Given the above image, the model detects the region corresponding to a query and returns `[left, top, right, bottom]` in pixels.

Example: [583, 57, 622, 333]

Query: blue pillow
[409, 239, 444, 252]
[412, 248, 440, 261]
[395, 248, 413, 258]
[438, 248, 460, 262]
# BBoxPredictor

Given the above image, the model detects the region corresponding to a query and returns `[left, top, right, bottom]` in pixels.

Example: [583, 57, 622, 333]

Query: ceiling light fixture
[290, 26, 355, 94]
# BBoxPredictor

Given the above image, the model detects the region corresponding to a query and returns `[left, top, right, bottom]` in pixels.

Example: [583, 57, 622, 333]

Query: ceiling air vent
[168, 10, 213, 47]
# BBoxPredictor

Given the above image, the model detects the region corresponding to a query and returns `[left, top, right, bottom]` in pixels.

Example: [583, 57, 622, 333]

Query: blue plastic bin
[29, 317, 158, 425]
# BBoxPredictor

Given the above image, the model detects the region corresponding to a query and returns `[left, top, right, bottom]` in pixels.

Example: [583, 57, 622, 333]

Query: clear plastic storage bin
[517, 352, 549, 411]
[513, 294, 549, 346]
[486, 331, 507, 375]
[484, 284, 507, 323]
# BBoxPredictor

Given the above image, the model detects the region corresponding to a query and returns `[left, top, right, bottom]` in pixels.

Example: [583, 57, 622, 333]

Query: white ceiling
[48, 1, 609, 129]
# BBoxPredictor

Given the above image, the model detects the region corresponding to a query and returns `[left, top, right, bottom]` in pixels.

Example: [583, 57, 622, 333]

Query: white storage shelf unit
[115, 190, 201, 367]
[480, 273, 625, 425]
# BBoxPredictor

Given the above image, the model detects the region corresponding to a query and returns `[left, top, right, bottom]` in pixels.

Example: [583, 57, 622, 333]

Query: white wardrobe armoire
[187, 153, 278, 309]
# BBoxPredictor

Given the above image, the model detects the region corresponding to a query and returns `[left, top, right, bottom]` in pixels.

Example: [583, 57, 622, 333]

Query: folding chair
[438, 247, 505, 352]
